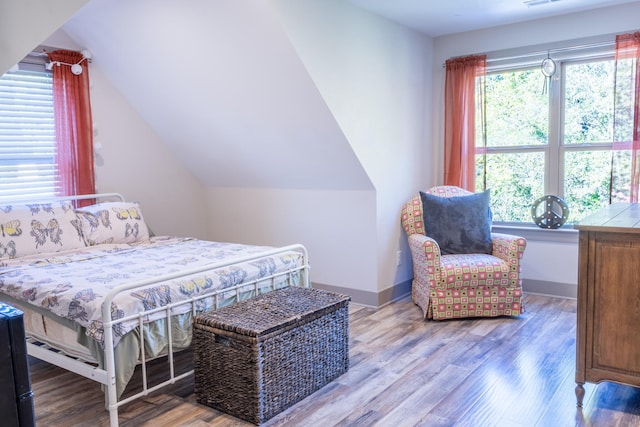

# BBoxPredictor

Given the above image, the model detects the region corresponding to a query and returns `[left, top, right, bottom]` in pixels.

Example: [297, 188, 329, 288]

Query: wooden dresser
[574, 203, 640, 406]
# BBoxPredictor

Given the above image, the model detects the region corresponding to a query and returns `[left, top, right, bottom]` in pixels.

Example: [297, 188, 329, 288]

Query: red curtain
[612, 32, 640, 203]
[47, 49, 95, 205]
[443, 54, 486, 190]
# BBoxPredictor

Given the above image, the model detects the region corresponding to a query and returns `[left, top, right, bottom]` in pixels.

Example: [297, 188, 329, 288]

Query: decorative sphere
[71, 64, 83, 75]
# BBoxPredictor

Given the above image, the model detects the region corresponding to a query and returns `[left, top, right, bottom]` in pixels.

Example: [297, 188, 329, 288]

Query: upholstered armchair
[400, 185, 527, 320]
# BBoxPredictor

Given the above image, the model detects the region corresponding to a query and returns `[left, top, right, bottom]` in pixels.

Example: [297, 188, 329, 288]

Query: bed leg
[93, 385, 117, 426]
[108, 408, 119, 427]
[104, 383, 119, 426]
[100, 385, 118, 426]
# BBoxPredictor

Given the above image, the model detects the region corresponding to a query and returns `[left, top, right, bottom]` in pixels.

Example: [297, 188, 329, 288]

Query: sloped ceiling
[0, 0, 88, 74]
[63, 0, 373, 191]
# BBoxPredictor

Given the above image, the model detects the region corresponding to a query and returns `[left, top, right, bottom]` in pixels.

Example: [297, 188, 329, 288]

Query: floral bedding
[0, 236, 303, 349]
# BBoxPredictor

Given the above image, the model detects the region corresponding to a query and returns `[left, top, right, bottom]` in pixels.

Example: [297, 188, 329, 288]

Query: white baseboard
[313, 278, 576, 308]
[522, 278, 576, 299]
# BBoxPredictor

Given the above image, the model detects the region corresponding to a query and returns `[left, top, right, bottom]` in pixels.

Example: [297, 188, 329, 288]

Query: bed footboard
[103, 243, 309, 426]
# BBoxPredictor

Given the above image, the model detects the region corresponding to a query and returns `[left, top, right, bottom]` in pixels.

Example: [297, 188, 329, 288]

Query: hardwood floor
[30, 294, 640, 426]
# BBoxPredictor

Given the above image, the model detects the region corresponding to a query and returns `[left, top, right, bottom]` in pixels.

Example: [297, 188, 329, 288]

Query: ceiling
[345, 0, 640, 37]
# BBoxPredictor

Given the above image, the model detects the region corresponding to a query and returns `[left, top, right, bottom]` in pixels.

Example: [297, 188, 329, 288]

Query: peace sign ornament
[531, 195, 569, 229]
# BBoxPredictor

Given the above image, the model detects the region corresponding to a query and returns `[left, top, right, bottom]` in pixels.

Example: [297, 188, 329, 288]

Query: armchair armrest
[408, 234, 441, 317]
[491, 232, 527, 285]
[408, 234, 442, 271]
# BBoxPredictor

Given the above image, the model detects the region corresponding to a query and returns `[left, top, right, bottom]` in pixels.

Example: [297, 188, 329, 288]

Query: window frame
[479, 48, 617, 227]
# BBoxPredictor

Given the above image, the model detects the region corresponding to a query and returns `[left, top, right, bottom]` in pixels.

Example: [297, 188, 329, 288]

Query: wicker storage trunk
[193, 286, 350, 425]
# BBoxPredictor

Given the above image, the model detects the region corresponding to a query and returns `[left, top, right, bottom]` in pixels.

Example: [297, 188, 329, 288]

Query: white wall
[433, 2, 640, 294]
[273, 0, 433, 298]
[525, 238, 578, 285]
[205, 187, 378, 293]
[89, 64, 210, 239]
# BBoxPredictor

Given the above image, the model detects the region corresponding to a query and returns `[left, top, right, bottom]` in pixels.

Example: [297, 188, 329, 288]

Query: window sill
[492, 223, 578, 244]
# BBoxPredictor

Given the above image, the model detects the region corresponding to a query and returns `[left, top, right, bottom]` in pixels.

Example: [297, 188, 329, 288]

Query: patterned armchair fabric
[401, 185, 527, 320]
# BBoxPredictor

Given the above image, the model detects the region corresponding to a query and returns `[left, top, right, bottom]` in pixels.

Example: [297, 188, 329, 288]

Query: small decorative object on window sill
[531, 195, 569, 229]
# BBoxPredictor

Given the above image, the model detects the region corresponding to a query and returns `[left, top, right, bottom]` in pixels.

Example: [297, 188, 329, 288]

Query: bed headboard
[0, 193, 151, 258]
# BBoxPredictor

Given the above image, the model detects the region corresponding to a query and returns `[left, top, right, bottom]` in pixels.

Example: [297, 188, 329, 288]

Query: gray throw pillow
[419, 189, 493, 255]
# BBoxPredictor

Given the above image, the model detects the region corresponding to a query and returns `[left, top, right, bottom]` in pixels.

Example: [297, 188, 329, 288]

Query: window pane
[476, 151, 544, 222]
[481, 69, 549, 147]
[475, 52, 624, 224]
[564, 150, 612, 222]
[0, 69, 57, 201]
[564, 61, 615, 145]
[611, 149, 632, 203]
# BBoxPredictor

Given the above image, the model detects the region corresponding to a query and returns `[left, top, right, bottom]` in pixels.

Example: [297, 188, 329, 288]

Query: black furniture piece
[0, 302, 35, 427]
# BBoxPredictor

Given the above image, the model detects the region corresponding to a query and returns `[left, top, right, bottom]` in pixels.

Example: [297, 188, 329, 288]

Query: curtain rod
[486, 40, 615, 64]
[444, 39, 616, 67]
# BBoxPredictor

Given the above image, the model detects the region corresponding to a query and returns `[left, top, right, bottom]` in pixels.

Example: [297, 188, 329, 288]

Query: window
[475, 50, 629, 225]
[0, 67, 57, 201]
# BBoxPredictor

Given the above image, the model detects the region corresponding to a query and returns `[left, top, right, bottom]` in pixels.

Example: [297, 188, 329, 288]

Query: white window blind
[0, 68, 57, 201]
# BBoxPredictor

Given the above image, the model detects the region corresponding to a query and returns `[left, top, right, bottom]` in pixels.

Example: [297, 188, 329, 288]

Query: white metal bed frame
[4, 193, 310, 427]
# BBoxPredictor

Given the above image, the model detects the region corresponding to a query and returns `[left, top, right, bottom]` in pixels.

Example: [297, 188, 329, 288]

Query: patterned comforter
[0, 236, 303, 349]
